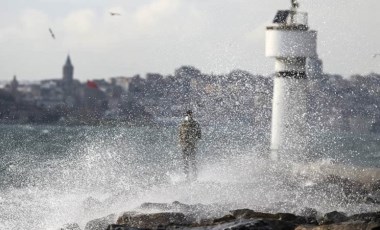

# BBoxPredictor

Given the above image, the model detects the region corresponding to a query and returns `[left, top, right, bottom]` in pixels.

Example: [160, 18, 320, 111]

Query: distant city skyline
[0, 0, 379, 81]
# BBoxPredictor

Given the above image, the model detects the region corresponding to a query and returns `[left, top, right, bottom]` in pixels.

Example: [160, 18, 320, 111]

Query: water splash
[0, 124, 378, 229]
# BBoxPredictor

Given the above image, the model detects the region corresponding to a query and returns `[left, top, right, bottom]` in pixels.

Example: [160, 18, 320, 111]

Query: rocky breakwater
[59, 176, 380, 230]
[76, 203, 380, 230]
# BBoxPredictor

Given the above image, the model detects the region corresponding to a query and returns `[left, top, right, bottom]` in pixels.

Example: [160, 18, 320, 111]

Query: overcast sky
[0, 0, 379, 81]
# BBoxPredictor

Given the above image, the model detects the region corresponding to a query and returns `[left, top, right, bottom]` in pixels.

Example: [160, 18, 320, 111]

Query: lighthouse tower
[266, 0, 317, 159]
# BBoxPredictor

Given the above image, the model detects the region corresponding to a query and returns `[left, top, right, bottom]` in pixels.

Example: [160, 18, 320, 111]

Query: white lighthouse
[266, 0, 317, 160]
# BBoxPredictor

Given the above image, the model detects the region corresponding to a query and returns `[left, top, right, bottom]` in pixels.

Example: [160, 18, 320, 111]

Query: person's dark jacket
[179, 118, 201, 146]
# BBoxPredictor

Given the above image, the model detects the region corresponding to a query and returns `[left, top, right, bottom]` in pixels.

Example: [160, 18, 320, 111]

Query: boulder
[297, 208, 318, 225]
[171, 201, 192, 212]
[116, 211, 140, 225]
[117, 212, 191, 229]
[230, 209, 278, 219]
[221, 219, 295, 230]
[297, 207, 318, 219]
[85, 214, 116, 230]
[138, 203, 172, 211]
[318, 211, 348, 225]
[196, 218, 215, 226]
[367, 221, 380, 230]
[212, 214, 236, 224]
[106, 224, 144, 230]
[138, 201, 209, 215]
[229, 209, 308, 225]
[348, 212, 380, 223]
[296, 220, 380, 230]
[277, 213, 298, 221]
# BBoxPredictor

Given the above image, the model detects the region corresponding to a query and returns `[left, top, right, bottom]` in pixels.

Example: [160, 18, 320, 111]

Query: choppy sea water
[0, 124, 379, 229]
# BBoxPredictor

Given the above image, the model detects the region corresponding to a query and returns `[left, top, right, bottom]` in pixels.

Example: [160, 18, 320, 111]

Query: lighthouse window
[273, 10, 290, 23]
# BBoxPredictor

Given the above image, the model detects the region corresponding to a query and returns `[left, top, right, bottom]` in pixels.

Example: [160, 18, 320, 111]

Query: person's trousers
[182, 144, 197, 180]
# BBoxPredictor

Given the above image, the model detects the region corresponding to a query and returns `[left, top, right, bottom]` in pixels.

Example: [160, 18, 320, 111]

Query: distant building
[36, 55, 81, 109]
[38, 79, 65, 108]
[10, 75, 19, 94]
[62, 55, 75, 97]
[3, 75, 21, 102]
[110, 76, 133, 91]
[63, 55, 74, 83]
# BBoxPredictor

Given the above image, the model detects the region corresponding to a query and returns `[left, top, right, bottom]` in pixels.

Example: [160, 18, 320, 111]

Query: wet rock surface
[80, 201, 380, 230]
[85, 214, 116, 230]
[80, 176, 380, 230]
[116, 211, 191, 229]
[317, 211, 348, 225]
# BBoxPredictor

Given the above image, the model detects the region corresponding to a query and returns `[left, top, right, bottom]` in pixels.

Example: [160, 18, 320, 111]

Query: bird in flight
[373, 54, 380, 58]
[109, 12, 121, 16]
[49, 28, 55, 39]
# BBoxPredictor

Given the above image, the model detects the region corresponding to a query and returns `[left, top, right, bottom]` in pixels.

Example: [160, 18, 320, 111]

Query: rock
[137, 201, 221, 222]
[116, 211, 140, 225]
[85, 214, 117, 230]
[138, 201, 210, 216]
[58, 223, 81, 230]
[212, 214, 236, 223]
[296, 220, 380, 230]
[297, 208, 318, 219]
[229, 209, 308, 225]
[348, 212, 380, 223]
[84, 203, 379, 230]
[138, 202, 172, 211]
[230, 209, 278, 219]
[318, 211, 348, 225]
[106, 224, 144, 230]
[196, 218, 215, 226]
[171, 201, 192, 212]
[277, 213, 298, 221]
[170, 201, 205, 217]
[117, 212, 191, 229]
[297, 208, 318, 225]
[367, 221, 380, 230]
[222, 219, 295, 230]
[277, 213, 310, 225]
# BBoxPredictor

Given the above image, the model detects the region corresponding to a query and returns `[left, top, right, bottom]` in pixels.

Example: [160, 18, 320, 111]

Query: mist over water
[0, 124, 379, 229]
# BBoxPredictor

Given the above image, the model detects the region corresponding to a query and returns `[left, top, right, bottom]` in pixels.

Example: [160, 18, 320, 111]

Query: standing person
[179, 110, 201, 180]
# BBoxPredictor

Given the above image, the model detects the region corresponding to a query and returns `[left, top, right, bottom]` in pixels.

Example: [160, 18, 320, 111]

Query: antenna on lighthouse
[291, 0, 299, 10]
[289, 0, 300, 25]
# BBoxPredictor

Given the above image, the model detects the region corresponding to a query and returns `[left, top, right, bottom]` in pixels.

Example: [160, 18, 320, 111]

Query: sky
[0, 0, 379, 81]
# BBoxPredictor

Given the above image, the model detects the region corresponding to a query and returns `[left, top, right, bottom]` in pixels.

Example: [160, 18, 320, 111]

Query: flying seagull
[110, 12, 121, 16]
[49, 28, 55, 39]
[373, 54, 380, 58]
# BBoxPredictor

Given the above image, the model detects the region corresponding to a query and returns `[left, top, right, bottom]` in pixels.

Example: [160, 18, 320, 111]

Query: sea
[0, 123, 379, 229]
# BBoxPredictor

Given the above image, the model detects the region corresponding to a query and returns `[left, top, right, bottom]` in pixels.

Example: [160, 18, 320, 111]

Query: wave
[0, 125, 379, 229]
